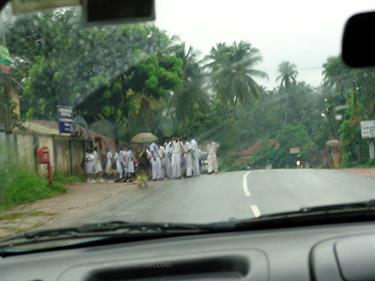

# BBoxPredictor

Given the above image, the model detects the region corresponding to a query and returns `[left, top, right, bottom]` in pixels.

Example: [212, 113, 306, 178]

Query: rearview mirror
[83, 0, 155, 24]
[342, 11, 375, 67]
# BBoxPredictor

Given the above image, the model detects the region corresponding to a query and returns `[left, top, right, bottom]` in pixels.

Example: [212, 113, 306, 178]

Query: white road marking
[251, 205, 261, 218]
[242, 171, 251, 197]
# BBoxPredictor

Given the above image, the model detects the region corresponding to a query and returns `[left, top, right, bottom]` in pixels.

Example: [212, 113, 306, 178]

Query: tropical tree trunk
[284, 91, 288, 124]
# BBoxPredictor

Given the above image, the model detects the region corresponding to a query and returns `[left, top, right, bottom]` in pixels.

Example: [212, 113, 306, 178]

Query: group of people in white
[84, 145, 135, 183]
[107, 145, 136, 182]
[147, 137, 220, 181]
[148, 137, 199, 180]
[84, 137, 220, 183]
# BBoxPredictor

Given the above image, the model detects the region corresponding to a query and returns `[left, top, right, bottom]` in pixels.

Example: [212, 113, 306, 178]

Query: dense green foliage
[3, 9, 375, 170]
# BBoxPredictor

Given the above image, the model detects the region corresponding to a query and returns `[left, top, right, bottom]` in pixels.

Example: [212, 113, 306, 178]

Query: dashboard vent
[86, 256, 249, 280]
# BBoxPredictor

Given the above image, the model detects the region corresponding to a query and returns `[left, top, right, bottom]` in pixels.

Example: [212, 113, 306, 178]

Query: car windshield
[0, 0, 374, 239]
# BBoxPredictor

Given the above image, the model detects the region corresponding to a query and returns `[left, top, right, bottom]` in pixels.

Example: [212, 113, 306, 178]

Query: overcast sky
[155, 0, 374, 89]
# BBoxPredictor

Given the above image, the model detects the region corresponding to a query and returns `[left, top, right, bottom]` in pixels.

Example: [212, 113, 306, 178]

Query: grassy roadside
[0, 168, 83, 212]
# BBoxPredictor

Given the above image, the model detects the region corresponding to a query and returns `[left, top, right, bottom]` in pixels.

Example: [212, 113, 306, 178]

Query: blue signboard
[57, 105, 74, 134]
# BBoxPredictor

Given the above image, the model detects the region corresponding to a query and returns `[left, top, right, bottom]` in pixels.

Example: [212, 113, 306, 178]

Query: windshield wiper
[262, 199, 375, 217]
[0, 221, 222, 247]
[233, 199, 375, 230]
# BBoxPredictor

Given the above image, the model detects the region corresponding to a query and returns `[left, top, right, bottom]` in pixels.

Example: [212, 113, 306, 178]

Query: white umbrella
[131, 132, 158, 144]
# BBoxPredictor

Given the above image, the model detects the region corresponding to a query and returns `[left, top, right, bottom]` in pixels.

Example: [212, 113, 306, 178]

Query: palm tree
[322, 56, 362, 117]
[322, 57, 350, 97]
[169, 43, 209, 135]
[276, 61, 298, 124]
[205, 41, 268, 114]
[277, 61, 298, 89]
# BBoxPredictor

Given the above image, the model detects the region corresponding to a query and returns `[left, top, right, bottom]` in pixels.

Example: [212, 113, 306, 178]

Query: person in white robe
[93, 147, 104, 182]
[105, 148, 114, 181]
[150, 142, 162, 180]
[158, 144, 166, 179]
[84, 149, 95, 183]
[184, 140, 193, 177]
[164, 140, 172, 178]
[120, 146, 128, 182]
[124, 146, 135, 181]
[171, 137, 184, 178]
[114, 151, 123, 181]
[207, 141, 220, 174]
[190, 138, 200, 176]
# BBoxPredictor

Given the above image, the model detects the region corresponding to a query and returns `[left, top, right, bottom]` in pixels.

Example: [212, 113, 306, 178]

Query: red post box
[37, 146, 50, 164]
[36, 146, 53, 184]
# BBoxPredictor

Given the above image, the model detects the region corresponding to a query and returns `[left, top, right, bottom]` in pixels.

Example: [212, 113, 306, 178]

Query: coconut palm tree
[322, 56, 350, 97]
[168, 43, 209, 135]
[276, 61, 298, 123]
[277, 61, 298, 89]
[322, 56, 362, 116]
[205, 41, 268, 114]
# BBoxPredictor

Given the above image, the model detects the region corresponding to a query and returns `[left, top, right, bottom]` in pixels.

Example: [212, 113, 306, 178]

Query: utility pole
[284, 87, 289, 168]
[369, 140, 375, 161]
[285, 90, 288, 124]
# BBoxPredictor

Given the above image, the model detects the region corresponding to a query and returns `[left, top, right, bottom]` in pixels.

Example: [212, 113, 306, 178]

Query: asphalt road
[57, 169, 375, 226]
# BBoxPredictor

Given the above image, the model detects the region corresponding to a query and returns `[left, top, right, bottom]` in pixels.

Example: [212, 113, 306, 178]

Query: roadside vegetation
[2, 8, 375, 170]
[0, 146, 82, 211]
[0, 169, 63, 211]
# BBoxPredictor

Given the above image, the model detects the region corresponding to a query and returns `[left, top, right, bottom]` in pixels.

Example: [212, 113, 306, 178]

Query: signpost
[57, 105, 74, 134]
[289, 147, 301, 154]
[360, 120, 375, 160]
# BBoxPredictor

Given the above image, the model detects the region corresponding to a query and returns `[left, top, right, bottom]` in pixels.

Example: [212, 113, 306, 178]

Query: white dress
[165, 142, 172, 178]
[159, 146, 166, 178]
[93, 151, 102, 173]
[114, 152, 123, 179]
[184, 141, 193, 177]
[119, 150, 127, 176]
[171, 141, 183, 178]
[191, 139, 200, 176]
[125, 150, 135, 174]
[105, 151, 113, 174]
[150, 143, 162, 180]
[207, 142, 219, 173]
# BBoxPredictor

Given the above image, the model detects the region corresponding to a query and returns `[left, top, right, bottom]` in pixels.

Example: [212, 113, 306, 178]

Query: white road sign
[289, 147, 301, 154]
[360, 120, 375, 139]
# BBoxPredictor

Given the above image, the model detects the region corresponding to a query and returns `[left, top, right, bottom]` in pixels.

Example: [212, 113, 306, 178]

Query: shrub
[1, 168, 68, 209]
[0, 146, 79, 210]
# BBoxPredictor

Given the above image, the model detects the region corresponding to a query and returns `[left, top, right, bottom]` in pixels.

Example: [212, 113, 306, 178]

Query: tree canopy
[2, 8, 375, 170]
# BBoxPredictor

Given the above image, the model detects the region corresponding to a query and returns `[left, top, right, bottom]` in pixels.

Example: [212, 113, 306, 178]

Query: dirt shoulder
[0, 182, 137, 239]
[339, 168, 375, 179]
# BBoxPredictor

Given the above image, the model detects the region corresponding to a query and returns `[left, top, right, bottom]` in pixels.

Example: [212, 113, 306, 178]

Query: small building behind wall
[8, 120, 116, 176]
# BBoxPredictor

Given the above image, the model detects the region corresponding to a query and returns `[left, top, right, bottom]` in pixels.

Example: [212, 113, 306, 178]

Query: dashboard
[0, 222, 374, 281]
